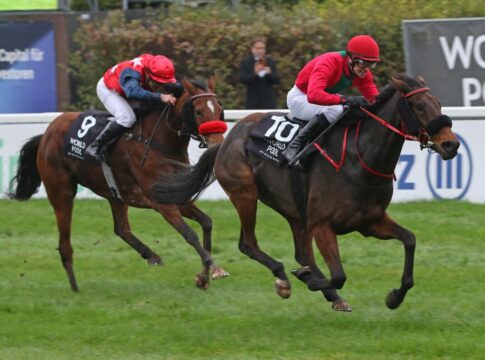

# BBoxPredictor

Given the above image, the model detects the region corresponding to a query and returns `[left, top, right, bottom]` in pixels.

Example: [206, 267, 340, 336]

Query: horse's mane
[132, 78, 208, 116]
[188, 79, 209, 92]
[367, 73, 422, 112]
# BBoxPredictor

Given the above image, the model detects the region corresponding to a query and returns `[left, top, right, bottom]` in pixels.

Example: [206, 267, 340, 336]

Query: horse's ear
[391, 73, 410, 93]
[415, 74, 426, 86]
[207, 73, 216, 93]
[182, 78, 197, 96]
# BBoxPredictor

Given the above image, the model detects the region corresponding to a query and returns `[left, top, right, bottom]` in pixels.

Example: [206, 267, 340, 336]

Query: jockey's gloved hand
[341, 95, 369, 108]
[163, 81, 184, 98]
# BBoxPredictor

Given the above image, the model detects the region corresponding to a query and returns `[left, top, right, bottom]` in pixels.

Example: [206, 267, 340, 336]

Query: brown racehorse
[152, 74, 460, 311]
[10, 76, 228, 292]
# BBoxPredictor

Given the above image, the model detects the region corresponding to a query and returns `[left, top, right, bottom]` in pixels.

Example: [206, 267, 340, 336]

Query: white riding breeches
[96, 78, 134, 128]
[287, 86, 345, 123]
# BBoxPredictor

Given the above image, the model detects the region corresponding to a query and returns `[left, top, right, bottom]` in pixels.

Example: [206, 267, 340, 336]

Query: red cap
[146, 55, 176, 83]
[346, 35, 380, 62]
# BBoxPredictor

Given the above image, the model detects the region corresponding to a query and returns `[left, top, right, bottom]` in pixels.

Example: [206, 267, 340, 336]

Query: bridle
[359, 87, 452, 150]
[313, 86, 453, 180]
[167, 92, 226, 148]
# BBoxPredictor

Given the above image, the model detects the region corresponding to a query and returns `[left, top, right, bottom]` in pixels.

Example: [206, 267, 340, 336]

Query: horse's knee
[57, 245, 73, 263]
[238, 241, 251, 255]
[401, 230, 416, 247]
[330, 274, 346, 289]
[200, 215, 212, 233]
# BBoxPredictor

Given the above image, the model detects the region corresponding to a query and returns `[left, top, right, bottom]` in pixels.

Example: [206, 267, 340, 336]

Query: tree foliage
[68, 0, 485, 110]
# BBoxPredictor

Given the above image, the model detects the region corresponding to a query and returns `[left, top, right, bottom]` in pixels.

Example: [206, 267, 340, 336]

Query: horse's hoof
[195, 272, 210, 290]
[275, 278, 291, 299]
[147, 256, 163, 266]
[210, 265, 230, 280]
[386, 289, 403, 310]
[291, 266, 311, 279]
[331, 299, 352, 312]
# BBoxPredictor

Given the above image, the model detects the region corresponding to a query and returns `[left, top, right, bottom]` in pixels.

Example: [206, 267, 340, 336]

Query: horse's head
[391, 74, 459, 160]
[174, 75, 226, 148]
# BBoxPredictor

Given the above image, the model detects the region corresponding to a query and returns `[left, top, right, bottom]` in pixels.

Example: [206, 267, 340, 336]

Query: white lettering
[264, 115, 286, 137]
[473, 34, 485, 68]
[275, 122, 299, 142]
[462, 77, 484, 106]
[0, 48, 30, 64]
[439, 35, 473, 69]
[30, 48, 44, 62]
[0, 69, 34, 80]
[77, 116, 97, 138]
[70, 138, 86, 148]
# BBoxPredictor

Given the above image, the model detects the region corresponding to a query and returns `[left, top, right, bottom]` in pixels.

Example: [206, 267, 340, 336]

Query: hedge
[68, 0, 485, 110]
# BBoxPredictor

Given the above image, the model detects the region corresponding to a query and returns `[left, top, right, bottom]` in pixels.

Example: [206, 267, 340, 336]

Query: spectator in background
[239, 38, 281, 109]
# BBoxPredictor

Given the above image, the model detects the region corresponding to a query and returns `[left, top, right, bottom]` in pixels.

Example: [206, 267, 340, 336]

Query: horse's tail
[8, 135, 43, 201]
[152, 144, 221, 204]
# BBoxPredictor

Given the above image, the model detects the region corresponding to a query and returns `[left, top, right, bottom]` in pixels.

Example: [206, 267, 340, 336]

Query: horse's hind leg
[288, 219, 351, 311]
[42, 174, 79, 292]
[230, 185, 291, 299]
[360, 212, 416, 310]
[108, 200, 162, 265]
[178, 202, 229, 280]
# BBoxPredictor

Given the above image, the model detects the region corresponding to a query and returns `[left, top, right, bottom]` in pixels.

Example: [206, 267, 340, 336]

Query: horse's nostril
[442, 141, 459, 153]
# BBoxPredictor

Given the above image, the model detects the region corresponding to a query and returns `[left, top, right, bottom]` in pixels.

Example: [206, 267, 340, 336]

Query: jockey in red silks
[282, 35, 381, 165]
[86, 54, 180, 162]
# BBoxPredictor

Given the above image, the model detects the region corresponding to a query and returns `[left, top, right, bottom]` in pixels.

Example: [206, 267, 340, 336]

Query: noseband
[399, 87, 452, 148]
[172, 92, 227, 148]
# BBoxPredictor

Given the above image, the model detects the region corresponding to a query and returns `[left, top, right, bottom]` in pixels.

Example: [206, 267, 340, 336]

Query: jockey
[282, 34, 380, 165]
[85, 54, 179, 162]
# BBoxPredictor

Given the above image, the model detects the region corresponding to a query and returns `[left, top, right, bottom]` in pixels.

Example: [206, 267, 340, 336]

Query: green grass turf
[0, 199, 484, 359]
[0, 1, 57, 10]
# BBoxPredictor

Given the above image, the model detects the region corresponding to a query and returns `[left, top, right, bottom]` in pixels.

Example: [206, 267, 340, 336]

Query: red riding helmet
[346, 35, 380, 62]
[146, 55, 176, 83]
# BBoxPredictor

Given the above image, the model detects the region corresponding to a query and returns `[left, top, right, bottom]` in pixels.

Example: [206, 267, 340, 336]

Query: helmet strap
[347, 56, 356, 77]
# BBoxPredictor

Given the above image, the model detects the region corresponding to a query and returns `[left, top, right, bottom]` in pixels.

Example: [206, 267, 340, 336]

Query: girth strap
[124, 133, 185, 158]
[289, 167, 307, 220]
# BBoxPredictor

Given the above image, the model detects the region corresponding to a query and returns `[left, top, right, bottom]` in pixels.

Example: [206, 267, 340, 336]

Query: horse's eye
[195, 110, 203, 117]
[414, 103, 425, 112]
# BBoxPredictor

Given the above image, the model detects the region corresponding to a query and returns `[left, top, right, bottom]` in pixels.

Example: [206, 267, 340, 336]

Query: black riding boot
[85, 121, 127, 162]
[282, 114, 331, 165]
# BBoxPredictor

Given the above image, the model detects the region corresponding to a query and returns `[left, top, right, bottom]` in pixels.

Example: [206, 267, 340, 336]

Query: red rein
[313, 87, 430, 179]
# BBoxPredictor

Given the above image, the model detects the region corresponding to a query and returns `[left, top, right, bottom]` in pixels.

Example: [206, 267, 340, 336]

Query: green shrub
[68, 0, 485, 110]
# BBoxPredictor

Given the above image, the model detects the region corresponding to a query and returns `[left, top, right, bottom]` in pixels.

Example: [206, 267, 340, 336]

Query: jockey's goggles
[354, 58, 377, 69]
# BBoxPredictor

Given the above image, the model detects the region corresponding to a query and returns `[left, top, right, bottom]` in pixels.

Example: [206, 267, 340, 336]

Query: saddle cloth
[64, 110, 114, 161]
[246, 112, 308, 165]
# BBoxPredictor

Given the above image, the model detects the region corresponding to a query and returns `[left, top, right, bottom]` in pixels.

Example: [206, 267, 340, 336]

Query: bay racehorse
[9, 76, 229, 292]
[152, 74, 460, 311]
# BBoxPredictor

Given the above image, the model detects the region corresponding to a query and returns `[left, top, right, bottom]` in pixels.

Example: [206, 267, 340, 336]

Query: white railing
[1, 108, 484, 202]
[1, 107, 485, 124]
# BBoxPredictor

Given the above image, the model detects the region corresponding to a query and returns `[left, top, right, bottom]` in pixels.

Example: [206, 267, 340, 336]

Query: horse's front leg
[311, 222, 347, 291]
[153, 204, 215, 290]
[178, 202, 229, 281]
[360, 212, 416, 309]
[288, 219, 351, 312]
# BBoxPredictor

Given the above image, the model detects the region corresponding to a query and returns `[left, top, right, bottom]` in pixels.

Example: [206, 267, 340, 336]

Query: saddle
[246, 112, 317, 168]
[64, 110, 116, 162]
[63, 103, 151, 162]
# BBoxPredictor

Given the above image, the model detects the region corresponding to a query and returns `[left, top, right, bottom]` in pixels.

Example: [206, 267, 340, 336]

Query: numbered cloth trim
[198, 121, 227, 135]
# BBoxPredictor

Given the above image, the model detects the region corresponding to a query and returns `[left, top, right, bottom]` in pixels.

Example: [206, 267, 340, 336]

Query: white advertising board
[1, 110, 484, 203]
